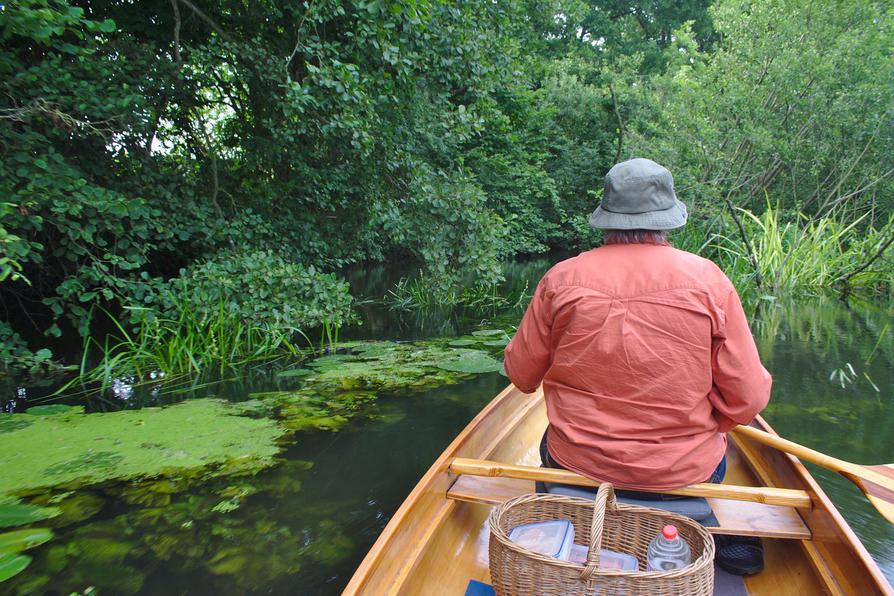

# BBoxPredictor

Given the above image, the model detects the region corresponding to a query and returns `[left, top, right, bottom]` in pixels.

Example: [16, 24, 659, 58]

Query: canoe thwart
[447, 474, 812, 540]
[449, 457, 813, 509]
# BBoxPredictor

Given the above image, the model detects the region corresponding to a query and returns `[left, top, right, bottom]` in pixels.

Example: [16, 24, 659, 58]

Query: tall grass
[71, 299, 309, 392]
[701, 204, 893, 298]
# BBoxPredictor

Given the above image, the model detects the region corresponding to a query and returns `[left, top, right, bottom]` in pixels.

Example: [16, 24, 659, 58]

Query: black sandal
[715, 535, 764, 576]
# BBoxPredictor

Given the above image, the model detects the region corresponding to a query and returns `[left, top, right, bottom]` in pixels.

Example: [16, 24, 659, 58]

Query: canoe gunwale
[737, 417, 893, 594]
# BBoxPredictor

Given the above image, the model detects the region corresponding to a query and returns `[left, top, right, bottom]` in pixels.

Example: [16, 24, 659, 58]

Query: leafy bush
[0, 322, 55, 380]
[162, 250, 354, 332]
[69, 251, 353, 383]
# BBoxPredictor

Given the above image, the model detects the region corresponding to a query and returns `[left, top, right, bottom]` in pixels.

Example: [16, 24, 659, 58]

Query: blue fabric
[465, 580, 496, 596]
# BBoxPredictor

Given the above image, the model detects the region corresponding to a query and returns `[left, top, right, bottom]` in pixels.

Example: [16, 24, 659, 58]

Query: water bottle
[646, 525, 691, 571]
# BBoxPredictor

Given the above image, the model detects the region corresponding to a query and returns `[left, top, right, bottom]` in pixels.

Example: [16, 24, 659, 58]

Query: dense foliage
[2, 0, 892, 379]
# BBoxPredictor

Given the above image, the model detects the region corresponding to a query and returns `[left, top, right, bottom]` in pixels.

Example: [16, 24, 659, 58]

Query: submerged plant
[0, 497, 60, 582]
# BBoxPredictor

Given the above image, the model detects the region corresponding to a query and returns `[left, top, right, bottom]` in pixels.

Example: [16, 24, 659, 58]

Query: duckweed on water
[0, 399, 287, 497]
[274, 336, 507, 394]
[0, 397, 288, 585]
[1, 337, 510, 497]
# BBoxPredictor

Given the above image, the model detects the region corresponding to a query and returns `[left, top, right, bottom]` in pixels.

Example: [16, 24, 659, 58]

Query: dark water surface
[3, 260, 893, 594]
[752, 298, 894, 580]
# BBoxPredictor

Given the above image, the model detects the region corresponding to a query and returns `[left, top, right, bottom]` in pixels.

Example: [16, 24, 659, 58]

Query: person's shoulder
[544, 250, 597, 276]
[667, 246, 725, 274]
[536, 252, 591, 288]
[666, 247, 735, 291]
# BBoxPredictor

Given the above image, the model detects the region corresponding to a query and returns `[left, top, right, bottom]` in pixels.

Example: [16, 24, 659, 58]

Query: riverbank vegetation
[2, 0, 892, 383]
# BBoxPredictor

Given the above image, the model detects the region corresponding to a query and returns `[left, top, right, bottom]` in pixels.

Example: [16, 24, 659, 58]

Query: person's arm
[709, 285, 772, 432]
[504, 278, 553, 393]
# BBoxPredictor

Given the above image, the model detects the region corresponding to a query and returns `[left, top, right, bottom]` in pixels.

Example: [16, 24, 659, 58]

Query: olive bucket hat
[588, 158, 688, 230]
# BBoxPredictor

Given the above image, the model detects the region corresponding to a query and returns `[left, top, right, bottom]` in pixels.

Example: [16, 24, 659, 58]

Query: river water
[2, 259, 892, 594]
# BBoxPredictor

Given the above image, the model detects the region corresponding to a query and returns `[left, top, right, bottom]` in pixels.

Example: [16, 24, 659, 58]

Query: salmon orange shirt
[504, 243, 772, 490]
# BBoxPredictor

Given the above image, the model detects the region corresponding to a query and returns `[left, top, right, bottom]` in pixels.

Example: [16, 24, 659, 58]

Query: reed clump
[72, 299, 307, 392]
[693, 205, 894, 298]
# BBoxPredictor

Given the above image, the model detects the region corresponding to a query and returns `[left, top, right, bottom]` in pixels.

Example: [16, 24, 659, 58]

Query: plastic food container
[569, 544, 640, 571]
[508, 519, 575, 561]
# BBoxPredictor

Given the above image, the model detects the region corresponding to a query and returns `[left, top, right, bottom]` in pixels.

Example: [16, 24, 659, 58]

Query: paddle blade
[865, 495, 894, 525]
[844, 465, 894, 525]
[864, 465, 894, 524]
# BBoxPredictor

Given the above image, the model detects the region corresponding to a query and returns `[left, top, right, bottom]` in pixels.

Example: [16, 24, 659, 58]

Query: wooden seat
[447, 475, 811, 540]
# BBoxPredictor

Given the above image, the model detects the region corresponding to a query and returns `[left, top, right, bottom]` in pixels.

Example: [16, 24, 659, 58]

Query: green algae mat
[0, 336, 510, 499]
[0, 400, 287, 497]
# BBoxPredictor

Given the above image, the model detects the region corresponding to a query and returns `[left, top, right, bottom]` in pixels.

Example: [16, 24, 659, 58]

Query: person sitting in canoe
[503, 157, 772, 575]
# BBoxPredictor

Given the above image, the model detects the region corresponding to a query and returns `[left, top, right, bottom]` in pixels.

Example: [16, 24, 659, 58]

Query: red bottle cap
[662, 525, 678, 540]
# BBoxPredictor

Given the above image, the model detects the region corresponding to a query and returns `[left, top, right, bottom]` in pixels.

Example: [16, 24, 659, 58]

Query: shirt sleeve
[503, 278, 553, 393]
[709, 285, 772, 432]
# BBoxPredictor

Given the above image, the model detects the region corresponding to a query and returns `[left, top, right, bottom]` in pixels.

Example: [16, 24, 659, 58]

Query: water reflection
[752, 297, 894, 579]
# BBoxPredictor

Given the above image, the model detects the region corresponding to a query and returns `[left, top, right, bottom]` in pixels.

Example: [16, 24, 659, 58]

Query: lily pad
[0, 552, 30, 582]
[275, 368, 313, 378]
[0, 499, 60, 529]
[472, 329, 507, 337]
[448, 339, 480, 347]
[0, 528, 53, 553]
[483, 337, 509, 347]
[306, 354, 356, 369]
[343, 342, 397, 359]
[436, 351, 502, 374]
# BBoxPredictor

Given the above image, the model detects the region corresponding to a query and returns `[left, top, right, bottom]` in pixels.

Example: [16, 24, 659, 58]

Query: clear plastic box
[508, 519, 575, 560]
[569, 544, 640, 571]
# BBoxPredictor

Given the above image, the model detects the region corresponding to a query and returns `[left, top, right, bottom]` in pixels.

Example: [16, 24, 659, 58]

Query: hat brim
[588, 199, 688, 231]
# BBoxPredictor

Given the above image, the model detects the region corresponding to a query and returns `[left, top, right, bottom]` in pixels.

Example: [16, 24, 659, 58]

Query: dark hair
[603, 229, 669, 245]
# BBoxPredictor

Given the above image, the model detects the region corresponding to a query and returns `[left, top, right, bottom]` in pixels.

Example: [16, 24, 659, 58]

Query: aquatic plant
[383, 270, 531, 312]
[0, 398, 291, 585]
[2, 455, 347, 594]
[709, 205, 894, 297]
[0, 328, 515, 587]
[68, 302, 307, 392]
[0, 498, 59, 582]
[0, 526, 54, 582]
[0, 400, 287, 497]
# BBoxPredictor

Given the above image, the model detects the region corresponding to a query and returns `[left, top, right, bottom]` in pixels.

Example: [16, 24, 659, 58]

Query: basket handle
[580, 483, 617, 580]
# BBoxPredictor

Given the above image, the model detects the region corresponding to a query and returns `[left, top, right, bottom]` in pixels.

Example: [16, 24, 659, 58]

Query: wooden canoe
[343, 385, 894, 595]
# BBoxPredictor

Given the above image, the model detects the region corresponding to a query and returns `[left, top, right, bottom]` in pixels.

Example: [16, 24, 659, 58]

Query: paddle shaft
[449, 457, 812, 508]
[733, 423, 894, 526]
[733, 424, 857, 474]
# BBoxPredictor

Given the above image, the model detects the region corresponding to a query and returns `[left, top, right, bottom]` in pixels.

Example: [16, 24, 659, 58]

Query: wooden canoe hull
[343, 385, 893, 595]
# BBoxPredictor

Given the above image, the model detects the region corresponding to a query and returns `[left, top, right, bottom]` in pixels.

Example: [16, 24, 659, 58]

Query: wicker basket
[488, 484, 715, 596]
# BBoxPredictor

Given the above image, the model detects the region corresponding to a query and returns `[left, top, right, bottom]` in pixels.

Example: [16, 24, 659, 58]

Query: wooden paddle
[733, 424, 894, 524]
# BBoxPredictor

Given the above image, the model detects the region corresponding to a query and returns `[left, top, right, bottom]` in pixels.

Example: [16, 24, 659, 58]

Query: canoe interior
[344, 385, 893, 595]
